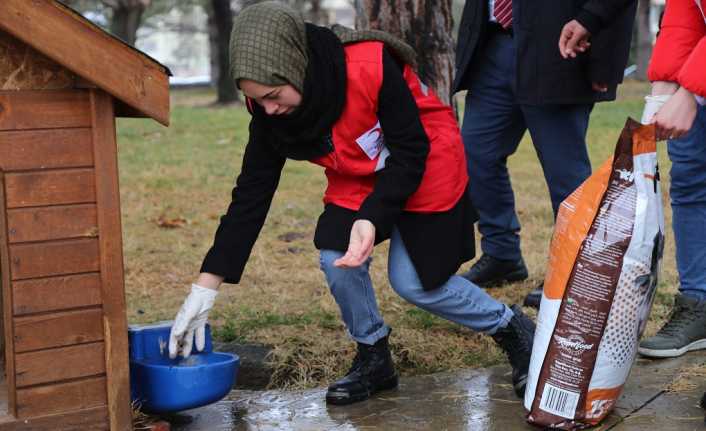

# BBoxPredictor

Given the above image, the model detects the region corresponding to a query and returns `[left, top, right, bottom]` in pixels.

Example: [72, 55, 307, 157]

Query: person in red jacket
[637, 0, 706, 359]
[165, 1, 536, 405]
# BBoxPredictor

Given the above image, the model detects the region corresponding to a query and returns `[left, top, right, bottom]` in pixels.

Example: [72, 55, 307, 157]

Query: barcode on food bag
[539, 383, 580, 419]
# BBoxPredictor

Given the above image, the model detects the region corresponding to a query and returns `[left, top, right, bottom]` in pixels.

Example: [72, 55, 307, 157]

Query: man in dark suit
[454, 0, 637, 307]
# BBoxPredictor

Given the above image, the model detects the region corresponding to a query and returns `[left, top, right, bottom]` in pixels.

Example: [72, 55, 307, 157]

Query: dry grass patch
[119, 81, 680, 390]
[666, 361, 706, 393]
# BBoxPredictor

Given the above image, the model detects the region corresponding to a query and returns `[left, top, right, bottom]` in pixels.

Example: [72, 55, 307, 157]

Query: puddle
[172, 368, 529, 430]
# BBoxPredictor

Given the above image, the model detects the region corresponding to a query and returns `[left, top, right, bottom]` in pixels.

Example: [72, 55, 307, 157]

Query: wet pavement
[170, 353, 706, 431]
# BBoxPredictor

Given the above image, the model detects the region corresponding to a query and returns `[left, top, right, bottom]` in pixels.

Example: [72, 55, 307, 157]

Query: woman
[638, 0, 706, 361]
[168, 1, 534, 405]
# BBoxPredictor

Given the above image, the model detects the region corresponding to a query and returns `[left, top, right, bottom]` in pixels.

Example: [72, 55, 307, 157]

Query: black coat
[201, 50, 477, 291]
[453, 0, 638, 104]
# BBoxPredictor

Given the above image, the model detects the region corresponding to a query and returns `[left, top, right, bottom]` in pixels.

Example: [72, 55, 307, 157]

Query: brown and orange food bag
[524, 119, 664, 429]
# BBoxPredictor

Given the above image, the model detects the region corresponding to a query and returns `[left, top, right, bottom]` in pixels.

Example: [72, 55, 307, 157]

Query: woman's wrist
[195, 272, 224, 290]
[651, 81, 679, 96]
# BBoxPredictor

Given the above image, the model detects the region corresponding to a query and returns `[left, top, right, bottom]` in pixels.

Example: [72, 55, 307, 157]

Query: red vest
[310, 41, 468, 213]
[647, 0, 706, 99]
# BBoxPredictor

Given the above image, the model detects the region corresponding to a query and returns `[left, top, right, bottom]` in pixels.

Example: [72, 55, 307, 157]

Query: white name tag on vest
[356, 121, 385, 160]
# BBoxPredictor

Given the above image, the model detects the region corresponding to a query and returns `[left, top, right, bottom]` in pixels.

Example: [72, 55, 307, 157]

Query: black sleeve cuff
[355, 202, 392, 239]
[575, 10, 602, 35]
[200, 246, 243, 285]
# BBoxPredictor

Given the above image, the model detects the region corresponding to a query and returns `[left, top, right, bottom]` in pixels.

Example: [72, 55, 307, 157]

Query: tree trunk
[355, 0, 455, 105]
[307, 0, 328, 25]
[635, 0, 652, 81]
[210, 0, 239, 103]
[208, 5, 219, 89]
[110, 4, 146, 46]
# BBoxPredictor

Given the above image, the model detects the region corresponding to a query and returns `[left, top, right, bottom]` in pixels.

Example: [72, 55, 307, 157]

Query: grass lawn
[118, 80, 678, 389]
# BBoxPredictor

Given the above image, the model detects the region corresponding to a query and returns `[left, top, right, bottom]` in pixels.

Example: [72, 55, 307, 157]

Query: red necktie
[494, 0, 513, 30]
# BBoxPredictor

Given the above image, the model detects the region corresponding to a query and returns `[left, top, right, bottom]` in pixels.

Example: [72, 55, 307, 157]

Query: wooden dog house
[0, 1, 170, 429]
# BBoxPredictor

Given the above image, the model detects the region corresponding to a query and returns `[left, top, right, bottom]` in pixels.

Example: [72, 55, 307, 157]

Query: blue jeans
[668, 104, 706, 300]
[319, 228, 514, 345]
[461, 32, 592, 261]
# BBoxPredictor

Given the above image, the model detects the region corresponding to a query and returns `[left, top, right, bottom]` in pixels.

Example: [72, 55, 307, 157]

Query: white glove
[641, 94, 672, 124]
[168, 284, 218, 359]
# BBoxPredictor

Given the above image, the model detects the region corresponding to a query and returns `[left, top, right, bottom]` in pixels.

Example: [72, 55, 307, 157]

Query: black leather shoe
[523, 283, 543, 309]
[326, 335, 398, 405]
[492, 305, 535, 398]
[461, 254, 528, 287]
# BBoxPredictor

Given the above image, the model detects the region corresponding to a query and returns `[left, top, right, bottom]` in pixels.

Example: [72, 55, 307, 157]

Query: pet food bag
[524, 119, 665, 429]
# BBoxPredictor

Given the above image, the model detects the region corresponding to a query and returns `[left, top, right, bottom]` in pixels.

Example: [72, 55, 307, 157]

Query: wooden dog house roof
[0, 0, 171, 126]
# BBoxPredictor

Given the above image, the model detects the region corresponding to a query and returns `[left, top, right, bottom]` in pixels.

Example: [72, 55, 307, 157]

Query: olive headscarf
[230, 2, 309, 94]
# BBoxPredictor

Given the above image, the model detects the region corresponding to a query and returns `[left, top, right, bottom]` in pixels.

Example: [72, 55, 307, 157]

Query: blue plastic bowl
[128, 322, 239, 413]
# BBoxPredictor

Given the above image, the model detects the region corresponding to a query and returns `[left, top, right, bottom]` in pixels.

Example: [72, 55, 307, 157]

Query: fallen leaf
[155, 215, 188, 229]
[278, 231, 308, 242]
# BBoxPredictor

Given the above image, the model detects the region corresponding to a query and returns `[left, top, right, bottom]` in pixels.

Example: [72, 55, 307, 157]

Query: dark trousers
[668, 105, 706, 299]
[461, 30, 593, 261]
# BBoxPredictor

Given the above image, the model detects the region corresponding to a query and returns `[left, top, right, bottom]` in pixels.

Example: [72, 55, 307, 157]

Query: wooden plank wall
[0, 406, 108, 431]
[0, 89, 118, 428]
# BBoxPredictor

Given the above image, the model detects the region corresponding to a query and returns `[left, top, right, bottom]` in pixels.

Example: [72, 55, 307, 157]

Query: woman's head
[230, 1, 308, 114]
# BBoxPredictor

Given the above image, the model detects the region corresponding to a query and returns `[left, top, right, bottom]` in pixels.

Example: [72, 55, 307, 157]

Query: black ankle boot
[523, 282, 544, 309]
[461, 254, 529, 287]
[326, 335, 398, 405]
[492, 305, 535, 398]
